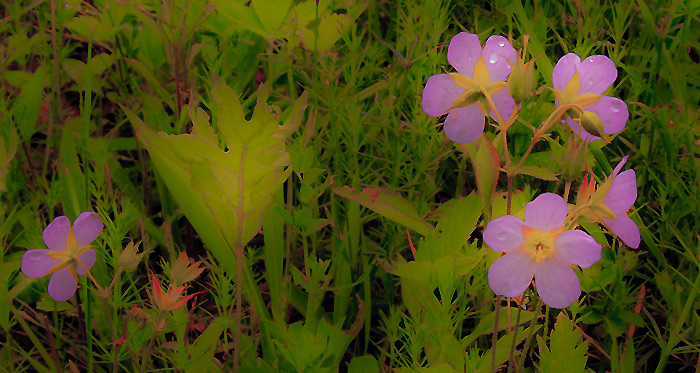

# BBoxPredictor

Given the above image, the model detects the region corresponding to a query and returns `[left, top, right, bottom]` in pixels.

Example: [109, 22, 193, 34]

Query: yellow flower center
[447, 57, 507, 114]
[521, 226, 559, 263]
[45, 228, 90, 277]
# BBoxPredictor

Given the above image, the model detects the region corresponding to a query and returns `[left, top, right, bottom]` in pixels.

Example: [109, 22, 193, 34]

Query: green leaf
[333, 186, 433, 236]
[462, 307, 536, 347]
[11, 65, 45, 140]
[252, 0, 292, 33]
[418, 193, 482, 261]
[347, 356, 379, 373]
[503, 164, 559, 181]
[183, 321, 223, 372]
[36, 297, 75, 312]
[538, 312, 589, 373]
[0, 130, 18, 193]
[65, 15, 120, 40]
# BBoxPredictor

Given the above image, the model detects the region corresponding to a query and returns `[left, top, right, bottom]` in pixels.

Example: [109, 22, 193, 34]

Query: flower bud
[579, 111, 605, 138]
[169, 251, 204, 286]
[117, 241, 144, 272]
[561, 137, 587, 182]
[507, 57, 536, 104]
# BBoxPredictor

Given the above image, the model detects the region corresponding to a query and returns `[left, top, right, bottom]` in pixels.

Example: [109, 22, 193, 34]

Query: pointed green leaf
[333, 186, 433, 236]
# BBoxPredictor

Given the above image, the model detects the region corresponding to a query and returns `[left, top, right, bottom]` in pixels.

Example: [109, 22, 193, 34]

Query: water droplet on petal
[588, 56, 596, 63]
[610, 100, 623, 112]
[498, 41, 505, 47]
[489, 53, 498, 64]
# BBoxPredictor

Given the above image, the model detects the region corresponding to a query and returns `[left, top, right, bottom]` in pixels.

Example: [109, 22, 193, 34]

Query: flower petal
[611, 155, 629, 177]
[603, 214, 641, 249]
[447, 32, 482, 77]
[76, 249, 96, 275]
[422, 74, 465, 117]
[73, 212, 103, 247]
[576, 55, 617, 95]
[553, 230, 602, 268]
[43, 216, 70, 251]
[482, 35, 517, 81]
[534, 259, 581, 308]
[603, 169, 637, 213]
[489, 89, 516, 122]
[552, 53, 580, 91]
[583, 96, 629, 137]
[21, 249, 60, 278]
[483, 215, 527, 252]
[48, 267, 78, 302]
[488, 252, 536, 297]
[443, 105, 485, 144]
[524, 193, 567, 232]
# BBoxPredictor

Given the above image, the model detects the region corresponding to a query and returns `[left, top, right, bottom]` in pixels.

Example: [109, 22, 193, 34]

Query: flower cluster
[422, 32, 628, 144]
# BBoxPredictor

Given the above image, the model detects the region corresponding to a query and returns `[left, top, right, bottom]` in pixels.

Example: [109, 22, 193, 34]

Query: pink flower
[421, 32, 517, 144]
[552, 53, 629, 141]
[483, 193, 602, 308]
[21, 212, 103, 301]
[601, 156, 640, 248]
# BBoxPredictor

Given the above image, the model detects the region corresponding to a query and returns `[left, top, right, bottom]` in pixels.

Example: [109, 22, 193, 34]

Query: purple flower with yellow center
[484, 193, 602, 308]
[552, 53, 629, 141]
[600, 156, 640, 248]
[577, 156, 640, 248]
[21, 212, 103, 301]
[421, 32, 517, 144]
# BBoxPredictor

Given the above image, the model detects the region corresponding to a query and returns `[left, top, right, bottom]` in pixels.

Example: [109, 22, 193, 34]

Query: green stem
[492, 295, 501, 373]
[517, 296, 542, 373]
[141, 311, 163, 373]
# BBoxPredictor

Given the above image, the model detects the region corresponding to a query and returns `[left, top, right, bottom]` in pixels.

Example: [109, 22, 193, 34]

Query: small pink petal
[603, 214, 641, 249]
[489, 89, 516, 122]
[603, 169, 637, 214]
[488, 252, 536, 297]
[552, 53, 581, 91]
[482, 35, 517, 81]
[73, 212, 103, 247]
[76, 249, 96, 275]
[534, 259, 581, 308]
[43, 216, 70, 251]
[524, 193, 567, 232]
[576, 55, 617, 95]
[483, 215, 527, 252]
[583, 96, 629, 136]
[443, 105, 486, 144]
[553, 230, 602, 268]
[422, 74, 465, 117]
[447, 32, 482, 77]
[21, 250, 60, 278]
[48, 267, 78, 302]
[611, 155, 629, 177]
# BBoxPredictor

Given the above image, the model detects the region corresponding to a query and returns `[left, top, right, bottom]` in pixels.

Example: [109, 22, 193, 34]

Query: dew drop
[610, 100, 623, 112]
[489, 53, 498, 64]
[498, 41, 505, 47]
[588, 56, 596, 63]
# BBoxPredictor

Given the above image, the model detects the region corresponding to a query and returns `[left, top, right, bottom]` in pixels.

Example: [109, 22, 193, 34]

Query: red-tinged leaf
[333, 186, 433, 236]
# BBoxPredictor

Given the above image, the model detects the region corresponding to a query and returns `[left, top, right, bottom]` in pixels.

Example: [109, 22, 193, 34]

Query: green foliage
[2, 0, 698, 371]
[538, 313, 589, 373]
